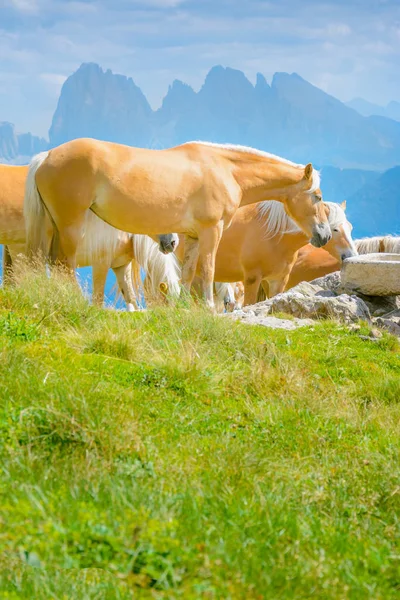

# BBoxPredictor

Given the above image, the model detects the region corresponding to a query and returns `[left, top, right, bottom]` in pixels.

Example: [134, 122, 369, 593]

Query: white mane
[185, 141, 321, 193]
[356, 235, 400, 254]
[257, 200, 347, 239]
[133, 235, 181, 299]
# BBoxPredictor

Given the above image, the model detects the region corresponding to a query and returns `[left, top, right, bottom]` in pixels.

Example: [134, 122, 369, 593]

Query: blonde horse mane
[355, 235, 400, 254]
[132, 235, 181, 301]
[187, 141, 321, 193]
[257, 200, 347, 239]
[78, 214, 181, 306]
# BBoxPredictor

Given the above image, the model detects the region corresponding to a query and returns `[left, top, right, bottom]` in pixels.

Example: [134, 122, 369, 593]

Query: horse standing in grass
[0, 163, 180, 310]
[286, 234, 400, 290]
[24, 139, 332, 310]
[177, 200, 356, 306]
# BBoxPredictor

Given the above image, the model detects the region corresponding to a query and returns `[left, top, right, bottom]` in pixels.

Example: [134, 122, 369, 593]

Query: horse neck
[280, 231, 310, 253]
[230, 155, 304, 206]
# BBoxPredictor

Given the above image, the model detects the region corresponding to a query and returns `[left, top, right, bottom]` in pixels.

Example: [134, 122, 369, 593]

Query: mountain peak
[203, 65, 253, 88]
[272, 72, 307, 87]
[160, 79, 196, 115]
[255, 72, 270, 89]
[49, 63, 152, 147]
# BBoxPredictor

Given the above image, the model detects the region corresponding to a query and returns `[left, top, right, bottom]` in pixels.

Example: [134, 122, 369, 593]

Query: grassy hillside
[1, 266, 400, 599]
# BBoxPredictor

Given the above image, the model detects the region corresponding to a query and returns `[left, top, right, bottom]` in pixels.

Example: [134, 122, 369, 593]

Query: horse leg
[243, 272, 263, 306]
[112, 262, 139, 312]
[181, 236, 200, 293]
[56, 218, 87, 279]
[197, 222, 224, 310]
[2, 245, 13, 285]
[268, 278, 288, 298]
[92, 263, 109, 307]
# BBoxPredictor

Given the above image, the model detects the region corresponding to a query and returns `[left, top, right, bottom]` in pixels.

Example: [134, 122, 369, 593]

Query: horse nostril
[171, 240, 176, 249]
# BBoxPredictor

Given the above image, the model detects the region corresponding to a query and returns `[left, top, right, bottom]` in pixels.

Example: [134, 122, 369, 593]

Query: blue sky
[1, 0, 399, 137]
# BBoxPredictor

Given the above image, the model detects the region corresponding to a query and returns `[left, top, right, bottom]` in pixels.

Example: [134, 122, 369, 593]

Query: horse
[286, 234, 400, 290]
[23, 139, 331, 310]
[0, 163, 180, 310]
[176, 200, 356, 306]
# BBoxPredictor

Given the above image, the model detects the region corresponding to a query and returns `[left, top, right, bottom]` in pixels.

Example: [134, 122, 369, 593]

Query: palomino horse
[176, 200, 356, 306]
[286, 234, 400, 290]
[0, 163, 180, 310]
[24, 139, 331, 309]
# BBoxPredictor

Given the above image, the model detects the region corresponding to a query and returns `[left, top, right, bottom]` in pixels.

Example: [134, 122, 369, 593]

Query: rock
[359, 335, 379, 342]
[373, 317, 400, 337]
[228, 312, 314, 330]
[309, 271, 344, 295]
[369, 327, 383, 339]
[357, 293, 399, 317]
[341, 253, 400, 296]
[310, 272, 400, 319]
[267, 290, 370, 323]
[234, 274, 371, 325]
[225, 271, 400, 333]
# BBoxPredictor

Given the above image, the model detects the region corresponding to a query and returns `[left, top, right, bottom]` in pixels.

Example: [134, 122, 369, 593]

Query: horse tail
[23, 151, 51, 259]
[132, 234, 181, 303]
[130, 253, 143, 301]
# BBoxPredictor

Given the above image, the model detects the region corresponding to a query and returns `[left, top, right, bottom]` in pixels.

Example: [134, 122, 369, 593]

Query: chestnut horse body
[24, 139, 331, 309]
[0, 163, 180, 309]
[177, 200, 356, 306]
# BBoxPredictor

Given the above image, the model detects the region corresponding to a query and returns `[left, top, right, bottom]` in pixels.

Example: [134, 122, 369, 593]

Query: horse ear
[340, 200, 347, 210]
[304, 163, 313, 180]
[159, 282, 168, 295]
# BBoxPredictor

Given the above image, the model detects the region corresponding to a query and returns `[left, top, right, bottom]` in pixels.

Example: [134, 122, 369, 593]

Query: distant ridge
[0, 121, 47, 164]
[47, 63, 400, 171]
[347, 98, 400, 122]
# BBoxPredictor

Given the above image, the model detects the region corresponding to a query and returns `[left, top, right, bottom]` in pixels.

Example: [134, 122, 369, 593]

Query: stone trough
[341, 253, 400, 297]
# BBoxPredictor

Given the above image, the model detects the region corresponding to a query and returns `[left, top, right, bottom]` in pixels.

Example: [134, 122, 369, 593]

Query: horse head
[284, 163, 332, 248]
[323, 200, 358, 262]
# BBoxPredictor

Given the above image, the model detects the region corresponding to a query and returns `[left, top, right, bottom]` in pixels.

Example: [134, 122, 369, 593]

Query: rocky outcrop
[233, 279, 371, 325]
[228, 271, 400, 335]
[17, 132, 48, 157]
[0, 122, 18, 161]
[49, 63, 153, 148]
[0, 122, 47, 163]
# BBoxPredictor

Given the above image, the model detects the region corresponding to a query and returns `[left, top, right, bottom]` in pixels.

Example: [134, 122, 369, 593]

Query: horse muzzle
[310, 223, 332, 248]
[224, 297, 236, 312]
[159, 235, 178, 255]
[340, 248, 358, 262]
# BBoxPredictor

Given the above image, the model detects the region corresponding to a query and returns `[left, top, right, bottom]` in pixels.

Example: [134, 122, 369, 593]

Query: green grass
[0, 265, 400, 599]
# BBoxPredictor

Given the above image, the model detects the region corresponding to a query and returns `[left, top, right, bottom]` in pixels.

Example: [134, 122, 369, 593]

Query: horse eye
[314, 194, 322, 203]
[333, 228, 339, 233]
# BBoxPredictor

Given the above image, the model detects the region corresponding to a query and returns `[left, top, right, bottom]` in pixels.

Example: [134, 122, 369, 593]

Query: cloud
[9, 0, 39, 13]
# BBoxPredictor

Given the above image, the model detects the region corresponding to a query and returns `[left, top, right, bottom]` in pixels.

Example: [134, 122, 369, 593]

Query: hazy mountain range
[0, 62, 399, 237]
[346, 98, 400, 122]
[0, 121, 47, 164]
[47, 63, 400, 171]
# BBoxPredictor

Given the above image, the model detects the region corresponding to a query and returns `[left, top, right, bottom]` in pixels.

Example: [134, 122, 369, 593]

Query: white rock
[228, 313, 314, 330]
[341, 253, 400, 296]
